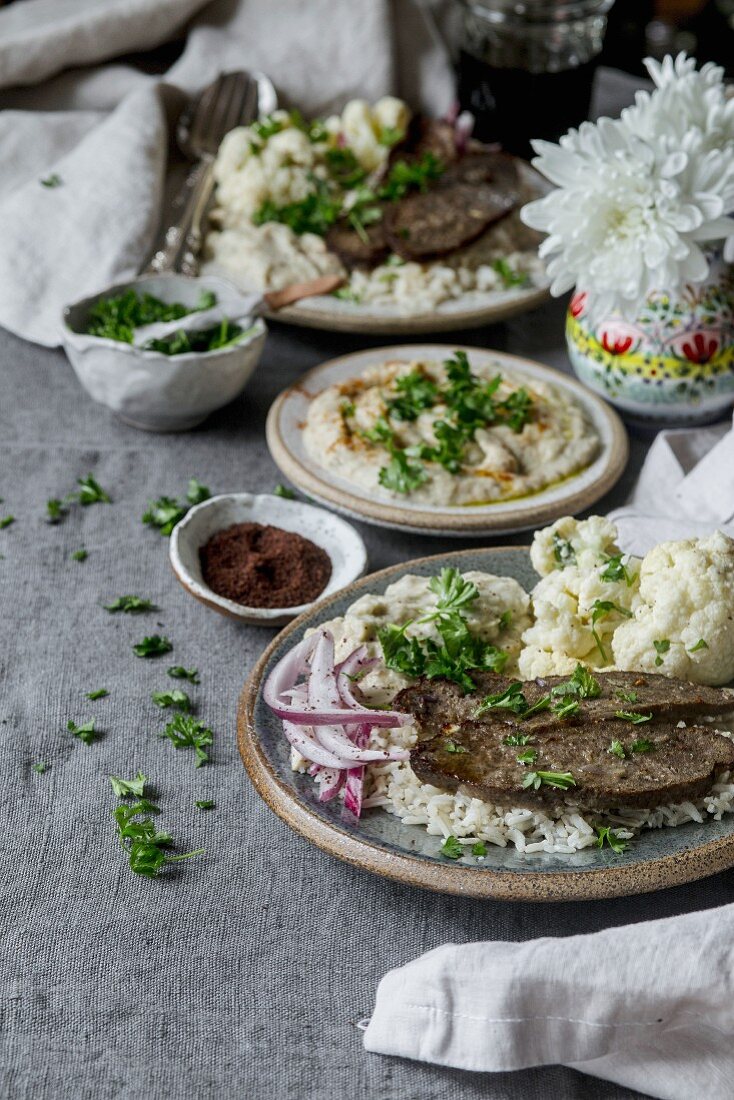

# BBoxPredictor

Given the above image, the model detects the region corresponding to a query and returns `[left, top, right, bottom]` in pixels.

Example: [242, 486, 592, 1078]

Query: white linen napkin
[363, 903, 734, 1100]
[608, 414, 734, 556]
[0, 0, 455, 346]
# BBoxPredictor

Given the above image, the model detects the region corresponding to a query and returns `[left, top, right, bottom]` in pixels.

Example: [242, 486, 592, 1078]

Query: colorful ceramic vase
[565, 258, 734, 424]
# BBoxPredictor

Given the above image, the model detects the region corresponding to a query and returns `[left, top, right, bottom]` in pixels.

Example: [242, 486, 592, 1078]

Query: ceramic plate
[239, 547, 734, 901]
[266, 344, 629, 537]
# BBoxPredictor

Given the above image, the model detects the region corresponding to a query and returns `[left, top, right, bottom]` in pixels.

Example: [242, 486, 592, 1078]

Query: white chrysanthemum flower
[521, 53, 734, 320]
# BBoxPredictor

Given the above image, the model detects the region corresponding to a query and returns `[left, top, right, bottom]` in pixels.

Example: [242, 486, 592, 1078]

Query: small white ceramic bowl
[62, 273, 267, 432]
[169, 493, 368, 625]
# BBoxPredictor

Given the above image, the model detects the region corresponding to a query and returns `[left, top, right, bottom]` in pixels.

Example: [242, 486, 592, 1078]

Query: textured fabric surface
[2, 295, 733, 1100]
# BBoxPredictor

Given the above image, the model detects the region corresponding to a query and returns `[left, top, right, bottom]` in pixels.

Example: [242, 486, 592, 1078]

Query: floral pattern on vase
[566, 260, 734, 424]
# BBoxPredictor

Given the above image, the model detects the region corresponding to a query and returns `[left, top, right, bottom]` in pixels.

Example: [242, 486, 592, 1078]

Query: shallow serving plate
[239, 547, 734, 901]
[266, 344, 628, 538]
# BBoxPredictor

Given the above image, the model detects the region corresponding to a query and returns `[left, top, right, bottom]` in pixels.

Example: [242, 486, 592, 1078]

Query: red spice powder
[199, 522, 331, 608]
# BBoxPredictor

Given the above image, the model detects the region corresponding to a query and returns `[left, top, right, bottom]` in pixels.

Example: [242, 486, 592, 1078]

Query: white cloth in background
[609, 415, 734, 556]
[0, 0, 455, 345]
[363, 904, 734, 1100]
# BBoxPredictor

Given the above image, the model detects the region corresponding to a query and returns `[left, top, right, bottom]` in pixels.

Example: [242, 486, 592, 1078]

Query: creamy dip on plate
[302, 356, 601, 507]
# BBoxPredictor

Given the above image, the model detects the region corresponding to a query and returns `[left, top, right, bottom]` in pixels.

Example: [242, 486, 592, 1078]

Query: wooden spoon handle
[263, 273, 345, 311]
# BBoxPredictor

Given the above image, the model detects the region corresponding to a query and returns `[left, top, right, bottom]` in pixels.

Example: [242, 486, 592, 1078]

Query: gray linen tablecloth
[2, 299, 733, 1100]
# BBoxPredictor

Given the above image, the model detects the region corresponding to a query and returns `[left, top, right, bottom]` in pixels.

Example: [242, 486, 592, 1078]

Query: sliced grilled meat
[383, 180, 516, 261]
[387, 116, 458, 170]
[443, 151, 520, 204]
[325, 215, 389, 270]
[407, 715, 734, 812]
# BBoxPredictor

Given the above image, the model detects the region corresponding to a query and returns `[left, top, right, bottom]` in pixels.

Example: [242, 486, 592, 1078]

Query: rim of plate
[265, 345, 629, 535]
[238, 547, 734, 902]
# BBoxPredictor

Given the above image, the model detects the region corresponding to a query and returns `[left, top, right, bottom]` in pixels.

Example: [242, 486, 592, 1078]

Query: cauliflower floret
[612, 531, 734, 686]
[340, 97, 411, 172]
[517, 647, 580, 679]
[530, 515, 626, 578]
[372, 96, 411, 138]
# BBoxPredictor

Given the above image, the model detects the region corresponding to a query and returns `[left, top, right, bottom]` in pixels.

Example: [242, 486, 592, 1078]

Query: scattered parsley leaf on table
[71, 548, 88, 562]
[273, 484, 296, 500]
[109, 772, 148, 798]
[133, 635, 172, 658]
[74, 475, 111, 505]
[32, 762, 49, 774]
[595, 826, 629, 854]
[105, 595, 157, 613]
[471, 841, 487, 857]
[0, 516, 15, 529]
[186, 478, 211, 505]
[167, 666, 200, 684]
[86, 688, 109, 700]
[608, 739, 626, 759]
[195, 800, 215, 810]
[40, 173, 62, 188]
[46, 498, 66, 524]
[113, 799, 203, 879]
[67, 718, 99, 744]
[614, 710, 653, 725]
[159, 714, 213, 767]
[440, 835, 463, 860]
[142, 496, 188, 536]
[631, 738, 655, 753]
[152, 689, 191, 712]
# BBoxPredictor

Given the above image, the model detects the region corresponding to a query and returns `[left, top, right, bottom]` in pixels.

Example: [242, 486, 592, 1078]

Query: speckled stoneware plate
[266, 345, 629, 538]
[239, 547, 734, 902]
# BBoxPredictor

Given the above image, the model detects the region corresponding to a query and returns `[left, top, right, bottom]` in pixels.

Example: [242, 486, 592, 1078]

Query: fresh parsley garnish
[379, 153, 445, 202]
[440, 835, 463, 860]
[427, 569, 480, 619]
[0, 516, 15, 529]
[167, 666, 200, 684]
[491, 257, 529, 289]
[595, 826, 629, 853]
[590, 600, 632, 662]
[159, 714, 213, 767]
[86, 688, 109, 700]
[503, 733, 533, 746]
[551, 664, 601, 700]
[498, 610, 512, 631]
[614, 711, 653, 724]
[143, 479, 211, 535]
[552, 699, 580, 719]
[688, 639, 708, 653]
[113, 799, 203, 879]
[152, 689, 191, 712]
[653, 639, 670, 666]
[600, 553, 633, 585]
[195, 799, 215, 810]
[109, 772, 148, 799]
[67, 718, 99, 745]
[32, 762, 49, 774]
[86, 288, 214, 344]
[552, 533, 576, 569]
[522, 770, 576, 791]
[104, 595, 157, 613]
[253, 179, 341, 237]
[615, 689, 638, 703]
[378, 450, 427, 494]
[40, 173, 62, 188]
[187, 478, 211, 505]
[46, 498, 66, 524]
[71, 548, 88, 562]
[386, 371, 438, 421]
[631, 738, 654, 753]
[444, 739, 467, 754]
[75, 475, 111, 505]
[471, 841, 487, 857]
[273, 484, 296, 500]
[608, 739, 626, 759]
[516, 749, 538, 765]
[133, 635, 172, 658]
[475, 681, 527, 717]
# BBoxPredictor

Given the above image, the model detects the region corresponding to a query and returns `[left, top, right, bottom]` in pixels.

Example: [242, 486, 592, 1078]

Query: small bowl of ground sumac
[169, 492, 368, 625]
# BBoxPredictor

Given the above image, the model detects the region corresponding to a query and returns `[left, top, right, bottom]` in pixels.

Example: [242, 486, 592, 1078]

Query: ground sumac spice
[199, 522, 331, 608]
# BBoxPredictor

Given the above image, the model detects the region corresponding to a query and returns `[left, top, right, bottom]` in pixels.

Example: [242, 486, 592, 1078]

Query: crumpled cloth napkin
[363, 903, 734, 1100]
[609, 415, 734, 556]
[0, 0, 455, 346]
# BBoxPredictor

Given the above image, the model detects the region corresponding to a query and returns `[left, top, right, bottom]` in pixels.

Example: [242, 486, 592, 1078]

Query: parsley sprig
[143, 478, 211, 536]
[113, 800, 203, 879]
[595, 826, 629, 853]
[159, 714, 213, 767]
[104, 595, 157, 614]
[133, 635, 172, 659]
[522, 770, 576, 791]
[590, 599, 633, 662]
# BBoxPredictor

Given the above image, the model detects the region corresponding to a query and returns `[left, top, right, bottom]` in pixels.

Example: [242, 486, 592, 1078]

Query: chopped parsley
[143, 320, 252, 356]
[471, 841, 487, 857]
[503, 733, 533, 747]
[440, 835, 463, 860]
[113, 799, 203, 879]
[46, 498, 66, 524]
[522, 770, 576, 791]
[600, 554, 633, 585]
[477, 682, 578, 721]
[631, 738, 654, 753]
[551, 664, 601, 700]
[595, 826, 629, 853]
[195, 799, 215, 810]
[133, 635, 172, 658]
[444, 739, 467, 754]
[378, 450, 427, 494]
[71, 548, 88, 562]
[104, 595, 157, 613]
[86, 688, 109, 700]
[386, 371, 439, 421]
[186, 478, 211, 505]
[40, 173, 62, 188]
[653, 639, 670, 666]
[85, 288, 214, 344]
[689, 639, 708, 653]
[143, 479, 211, 535]
[615, 689, 638, 703]
[498, 610, 512, 631]
[152, 689, 191, 712]
[159, 714, 213, 767]
[379, 153, 445, 202]
[109, 772, 148, 799]
[552, 699, 580, 719]
[491, 258, 529, 288]
[75, 475, 111, 506]
[254, 180, 341, 237]
[167, 666, 200, 684]
[32, 762, 49, 774]
[590, 599, 632, 662]
[67, 718, 99, 745]
[516, 748, 538, 765]
[608, 739, 626, 759]
[614, 710, 653, 725]
[552, 534, 576, 569]
[0, 516, 15, 529]
[273, 484, 296, 500]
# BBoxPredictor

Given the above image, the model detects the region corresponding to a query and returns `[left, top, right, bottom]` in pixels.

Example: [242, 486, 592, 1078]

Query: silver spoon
[145, 70, 277, 276]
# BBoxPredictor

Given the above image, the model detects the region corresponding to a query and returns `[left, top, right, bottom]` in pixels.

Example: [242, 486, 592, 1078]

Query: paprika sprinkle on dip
[199, 522, 331, 608]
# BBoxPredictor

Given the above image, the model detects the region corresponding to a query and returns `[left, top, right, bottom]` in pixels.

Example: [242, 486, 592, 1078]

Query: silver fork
[145, 70, 277, 276]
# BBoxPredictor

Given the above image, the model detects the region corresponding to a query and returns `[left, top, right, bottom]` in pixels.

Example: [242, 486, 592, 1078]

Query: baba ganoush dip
[302, 352, 600, 506]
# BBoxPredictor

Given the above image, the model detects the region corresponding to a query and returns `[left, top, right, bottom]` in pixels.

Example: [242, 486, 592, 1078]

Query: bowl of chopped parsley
[62, 273, 267, 431]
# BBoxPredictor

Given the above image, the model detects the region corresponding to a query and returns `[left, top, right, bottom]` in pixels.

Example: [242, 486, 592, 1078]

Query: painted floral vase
[565, 257, 734, 425]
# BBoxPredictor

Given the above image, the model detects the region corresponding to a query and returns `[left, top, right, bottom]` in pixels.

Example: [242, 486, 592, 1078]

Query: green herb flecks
[104, 595, 157, 614]
[159, 714, 213, 767]
[444, 739, 467, 754]
[552, 533, 576, 569]
[503, 733, 534, 747]
[195, 799, 215, 811]
[74, 475, 111, 506]
[113, 799, 203, 879]
[614, 710, 653, 725]
[471, 841, 487, 857]
[516, 748, 538, 765]
[522, 770, 576, 791]
[32, 762, 49, 774]
[133, 635, 172, 659]
[440, 835, 463, 860]
[550, 665, 602, 700]
[653, 639, 670, 666]
[167, 666, 200, 684]
[689, 639, 708, 653]
[109, 772, 148, 799]
[608, 739, 626, 759]
[86, 688, 109, 700]
[46, 498, 66, 524]
[600, 553, 633, 586]
[152, 689, 191, 712]
[386, 371, 438, 421]
[67, 718, 99, 745]
[40, 173, 62, 188]
[615, 689, 638, 703]
[143, 479, 211, 536]
[0, 516, 15, 529]
[186, 479, 211, 505]
[631, 738, 655, 753]
[595, 826, 629, 854]
[71, 548, 88, 562]
[590, 599, 632, 662]
[274, 484, 296, 500]
[85, 288, 215, 344]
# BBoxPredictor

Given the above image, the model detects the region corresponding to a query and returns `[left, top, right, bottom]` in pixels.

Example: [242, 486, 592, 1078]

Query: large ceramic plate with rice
[239, 532, 734, 902]
[266, 344, 628, 537]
